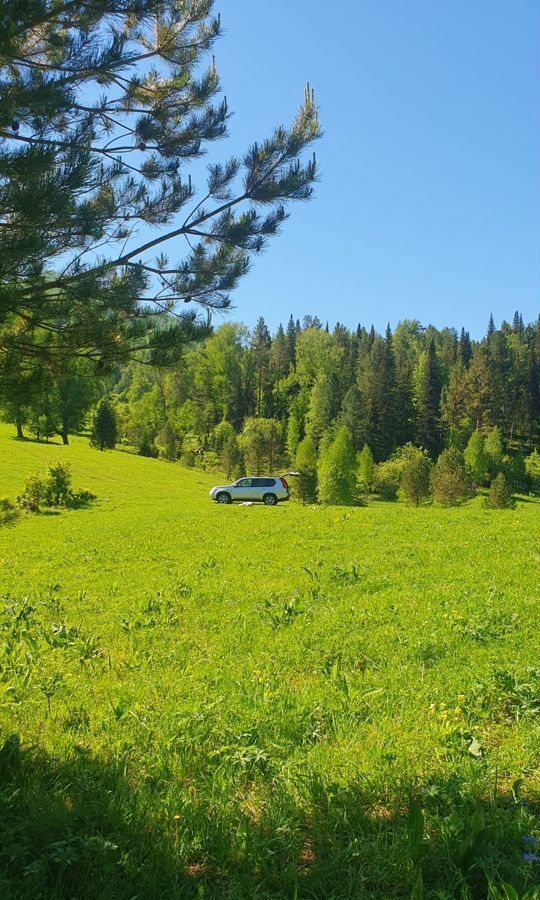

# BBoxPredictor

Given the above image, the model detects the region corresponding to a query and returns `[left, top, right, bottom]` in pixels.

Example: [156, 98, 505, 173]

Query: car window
[261, 478, 275, 487]
[235, 478, 251, 487]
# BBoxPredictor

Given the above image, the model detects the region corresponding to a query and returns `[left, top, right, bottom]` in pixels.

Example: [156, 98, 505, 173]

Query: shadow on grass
[1, 735, 538, 900]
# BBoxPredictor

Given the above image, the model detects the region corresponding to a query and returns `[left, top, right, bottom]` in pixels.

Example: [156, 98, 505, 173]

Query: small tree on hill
[502, 453, 528, 493]
[90, 399, 117, 451]
[464, 430, 489, 486]
[400, 448, 432, 506]
[357, 445, 374, 494]
[525, 449, 540, 494]
[431, 448, 471, 506]
[295, 436, 317, 503]
[317, 426, 356, 505]
[240, 418, 281, 475]
[484, 472, 515, 509]
[221, 434, 243, 481]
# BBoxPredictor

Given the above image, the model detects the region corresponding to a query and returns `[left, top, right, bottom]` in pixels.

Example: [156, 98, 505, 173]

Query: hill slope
[0, 425, 539, 899]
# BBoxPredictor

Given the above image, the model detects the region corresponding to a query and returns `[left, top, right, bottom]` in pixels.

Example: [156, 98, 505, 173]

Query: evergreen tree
[484, 472, 515, 509]
[431, 448, 471, 506]
[400, 448, 432, 506]
[317, 426, 356, 505]
[0, 1, 320, 368]
[295, 436, 317, 504]
[339, 385, 364, 451]
[286, 316, 297, 371]
[90, 399, 117, 451]
[458, 328, 472, 366]
[415, 339, 441, 455]
[464, 430, 489, 486]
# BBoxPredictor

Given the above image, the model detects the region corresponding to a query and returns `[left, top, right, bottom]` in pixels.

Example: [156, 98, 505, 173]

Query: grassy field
[0, 423, 539, 899]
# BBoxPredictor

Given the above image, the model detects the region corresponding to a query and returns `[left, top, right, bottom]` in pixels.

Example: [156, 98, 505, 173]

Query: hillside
[0, 426, 539, 899]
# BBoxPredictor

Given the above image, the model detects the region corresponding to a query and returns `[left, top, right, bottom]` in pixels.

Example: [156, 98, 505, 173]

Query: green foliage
[525, 450, 540, 494]
[503, 454, 528, 493]
[240, 418, 281, 475]
[357, 444, 375, 494]
[17, 473, 46, 512]
[464, 430, 489, 485]
[295, 436, 317, 503]
[0, 498, 18, 527]
[0, 2, 320, 368]
[400, 448, 432, 506]
[43, 463, 72, 507]
[431, 448, 472, 506]
[485, 473, 516, 509]
[317, 426, 357, 505]
[484, 426, 504, 477]
[90, 400, 117, 452]
[220, 434, 243, 481]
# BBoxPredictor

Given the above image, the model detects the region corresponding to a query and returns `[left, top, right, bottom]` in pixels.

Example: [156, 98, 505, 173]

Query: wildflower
[457, 694, 466, 702]
[173, 815, 180, 821]
[523, 853, 540, 863]
[439, 711, 448, 721]
[521, 836, 537, 845]
[453, 707, 462, 716]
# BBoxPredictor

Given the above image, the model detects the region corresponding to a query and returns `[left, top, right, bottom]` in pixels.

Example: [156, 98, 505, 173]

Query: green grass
[0, 424, 539, 899]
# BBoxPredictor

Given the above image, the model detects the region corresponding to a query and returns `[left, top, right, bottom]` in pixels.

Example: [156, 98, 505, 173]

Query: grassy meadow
[0, 423, 539, 899]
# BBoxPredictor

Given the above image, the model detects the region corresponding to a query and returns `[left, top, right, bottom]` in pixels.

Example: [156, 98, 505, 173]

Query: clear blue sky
[204, 0, 539, 336]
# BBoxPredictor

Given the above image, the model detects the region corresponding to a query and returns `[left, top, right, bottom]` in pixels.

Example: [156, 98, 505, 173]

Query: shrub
[484, 426, 504, 477]
[484, 472, 515, 509]
[43, 463, 72, 506]
[17, 473, 46, 512]
[400, 449, 432, 506]
[431, 448, 472, 506]
[138, 434, 158, 458]
[374, 459, 401, 500]
[0, 498, 18, 527]
[525, 449, 540, 494]
[295, 436, 317, 504]
[317, 426, 356, 505]
[181, 449, 196, 468]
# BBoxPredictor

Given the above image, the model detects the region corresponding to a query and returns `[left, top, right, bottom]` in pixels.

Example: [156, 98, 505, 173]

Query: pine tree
[431, 448, 471, 506]
[458, 328, 472, 366]
[484, 472, 515, 509]
[90, 399, 117, 451]
[400, 449, 432, 506]
[295, 436, 317, 503]
[464, 430, 489, 486]
[487, 314, 496, 338]
[0, 2, 320, 368]
[286, 316, 297, 371]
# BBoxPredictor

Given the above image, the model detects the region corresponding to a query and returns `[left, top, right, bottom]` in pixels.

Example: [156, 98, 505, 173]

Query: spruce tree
[0, 1, 320, 368]
[415, 339, 441, 456]
[317, 426, 356, 505]
[90, 398, 117, 451]
[484, 472, 515, 509]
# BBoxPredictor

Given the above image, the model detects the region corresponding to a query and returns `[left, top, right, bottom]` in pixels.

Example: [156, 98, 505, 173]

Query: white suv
[209, 476, 292, 506]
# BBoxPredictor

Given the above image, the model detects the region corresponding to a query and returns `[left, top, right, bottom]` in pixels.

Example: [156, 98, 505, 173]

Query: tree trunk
[61, 428, 69, 445]
[16, 422, 24, 440]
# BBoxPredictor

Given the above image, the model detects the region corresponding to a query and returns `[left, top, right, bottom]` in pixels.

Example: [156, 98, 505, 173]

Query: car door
[232, 478, 253, 501]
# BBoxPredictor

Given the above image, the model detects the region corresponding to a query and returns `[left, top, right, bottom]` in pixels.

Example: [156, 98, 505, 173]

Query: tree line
[4, 310, 538, 504]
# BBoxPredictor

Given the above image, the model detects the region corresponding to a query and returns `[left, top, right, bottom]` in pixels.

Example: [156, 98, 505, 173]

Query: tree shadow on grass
[0, 736, 538, 900]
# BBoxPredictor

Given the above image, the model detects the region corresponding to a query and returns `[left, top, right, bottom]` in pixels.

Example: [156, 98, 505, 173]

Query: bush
[374, 459, 401, 500]
[464, 430, 489, 486]
[400, 449, 432, 506]
[17, 473, 46, 512]
[181, 449, 196, 468]
[431, 448, 472, 506]
[90, 398, 117, 451]
[484, 472, 515, 509]
[525, 450, 540, 494]
[138, 434, 158, 458]
[43, 463, 72, 506]
[0, 498, 19, 527]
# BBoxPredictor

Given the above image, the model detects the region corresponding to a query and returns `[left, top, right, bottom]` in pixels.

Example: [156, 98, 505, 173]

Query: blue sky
[201, 0, 539, 336]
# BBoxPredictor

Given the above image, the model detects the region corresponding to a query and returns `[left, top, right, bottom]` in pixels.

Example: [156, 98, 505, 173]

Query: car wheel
[263, 493, 278, 506]
[216, 492, 232, 504]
